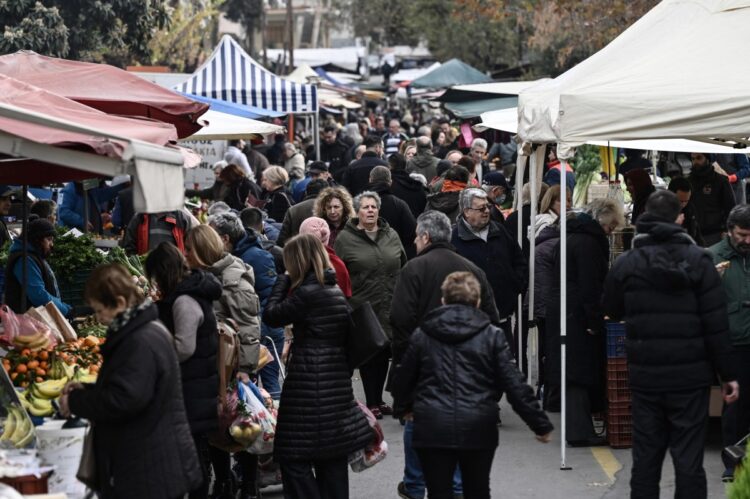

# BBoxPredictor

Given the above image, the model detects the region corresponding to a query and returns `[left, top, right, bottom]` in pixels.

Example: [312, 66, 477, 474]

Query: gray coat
[208, 254, 262, 373]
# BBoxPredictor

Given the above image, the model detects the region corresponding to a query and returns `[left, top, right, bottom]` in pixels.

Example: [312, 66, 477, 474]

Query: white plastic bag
[239, 382, 276, 455]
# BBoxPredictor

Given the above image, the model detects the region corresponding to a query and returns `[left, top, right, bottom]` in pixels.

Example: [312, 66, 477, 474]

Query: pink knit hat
[299, 217, 331, 246]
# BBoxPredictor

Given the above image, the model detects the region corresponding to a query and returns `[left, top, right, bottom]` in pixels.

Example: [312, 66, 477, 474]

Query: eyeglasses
[467, 205, 490, 213]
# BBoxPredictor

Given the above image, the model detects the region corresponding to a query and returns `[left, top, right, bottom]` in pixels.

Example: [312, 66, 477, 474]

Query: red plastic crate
[608, 427, 633, 448]
[607, 358, 628, 370]
[608, 400, 632, 418]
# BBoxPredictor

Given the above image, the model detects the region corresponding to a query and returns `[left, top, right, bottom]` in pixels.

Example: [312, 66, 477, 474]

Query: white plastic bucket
[35, 423, 86, 499]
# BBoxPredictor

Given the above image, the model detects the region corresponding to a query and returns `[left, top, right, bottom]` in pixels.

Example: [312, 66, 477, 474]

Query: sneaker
[397, 481, 420, 499]
[368, 405, 383, 420]
[378, 403, 394, 415]
[722, 468, 735, 483]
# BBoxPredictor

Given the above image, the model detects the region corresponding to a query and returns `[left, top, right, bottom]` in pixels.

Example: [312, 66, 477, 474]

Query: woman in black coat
[62, 263, 202, 499]
[220, 163, 263, 211]
[391, 271, 553, 499]
[260, 165, 294, 223]
[263, 234, 373, 499]
[145, 242, 223, 499]
[547, 200, 624, 446]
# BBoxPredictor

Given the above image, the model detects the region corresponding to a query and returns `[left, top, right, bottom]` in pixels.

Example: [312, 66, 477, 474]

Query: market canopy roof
[517, 0, 750, 151]
[410, 59, 492, 89]
[179, 92, 285, 120]
[177, 35, 318, 115]
[182, 110, 284, 140]
[266, 47, 364, 73]
[0, 82, 186, 212]
[286, 64, 361, 109]
[0, 51, 208, 139]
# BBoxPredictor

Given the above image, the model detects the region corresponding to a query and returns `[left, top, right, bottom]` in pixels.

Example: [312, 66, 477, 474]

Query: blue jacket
[7, 239, 71, 316]
[57, 182, 126, 231]
[232, 231, 278, 306]
[292, 176, 312, 203]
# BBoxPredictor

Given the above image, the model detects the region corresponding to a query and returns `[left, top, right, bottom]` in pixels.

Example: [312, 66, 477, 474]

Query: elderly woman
[313, 186, 355, 248]
[334, 191, 407, 418]
[261, 165, 294, 223]
[61, 264, 202, 499]
[546, 198, 625, 444]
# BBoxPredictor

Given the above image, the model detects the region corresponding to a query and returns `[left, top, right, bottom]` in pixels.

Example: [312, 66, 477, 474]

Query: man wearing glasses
[451, 188, 527, 350]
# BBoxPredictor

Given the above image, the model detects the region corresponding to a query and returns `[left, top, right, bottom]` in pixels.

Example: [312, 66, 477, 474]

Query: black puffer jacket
[391, 305, 553, 450]
[533, 224, 560, 320]
[158, 270, 223, 435]
[603, 214, 737, 391]
[263, 271, 373, 461]
[68, 304, 202, 499]
[262, 186, 294, 224]
[688, 165, 736, 245]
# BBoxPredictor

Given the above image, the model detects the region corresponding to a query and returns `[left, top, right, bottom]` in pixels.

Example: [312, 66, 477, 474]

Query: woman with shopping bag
[263, 234, 373, 499]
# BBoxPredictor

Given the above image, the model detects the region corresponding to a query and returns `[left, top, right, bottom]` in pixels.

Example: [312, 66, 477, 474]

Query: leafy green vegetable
[47, 228, 106, 285]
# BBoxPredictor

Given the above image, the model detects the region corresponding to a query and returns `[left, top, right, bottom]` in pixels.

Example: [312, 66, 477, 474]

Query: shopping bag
[76, 424, 97, 491]
[239, 382, 277, 455]
[348, 402, 387, 472]
[346, 302, 388, 370]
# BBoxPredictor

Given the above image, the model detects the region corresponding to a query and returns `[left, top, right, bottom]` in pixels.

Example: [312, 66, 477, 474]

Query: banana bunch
[72, 367, 97, 385]
[12, 331, 51, 351]
[22, 378, 68, 417]
[0, 405, 34, 448]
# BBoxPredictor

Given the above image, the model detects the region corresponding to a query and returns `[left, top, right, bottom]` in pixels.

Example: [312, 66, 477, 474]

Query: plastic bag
[239, 382, 276, 455]
[348, 402, 387, 472]
[209, 380, 245, 453]
[0, 305, 58, 351]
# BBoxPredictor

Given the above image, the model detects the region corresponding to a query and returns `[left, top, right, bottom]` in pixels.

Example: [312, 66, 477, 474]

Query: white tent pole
[527, 147, 540, 385]
[560, 156, 569, 470]
[515, 154, 525, 369]
[314, 112, 321, 161]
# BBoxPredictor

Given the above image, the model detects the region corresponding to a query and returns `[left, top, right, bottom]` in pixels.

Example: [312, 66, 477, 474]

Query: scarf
[108, 298, 153, 335]
[442, 180, 467, 193]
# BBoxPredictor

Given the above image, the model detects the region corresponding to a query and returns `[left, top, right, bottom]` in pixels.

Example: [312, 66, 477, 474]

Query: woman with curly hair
[313, 186, 355, 247]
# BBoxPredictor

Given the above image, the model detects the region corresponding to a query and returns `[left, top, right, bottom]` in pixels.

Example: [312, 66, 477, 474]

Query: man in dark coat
[688, 152, 736, 246]
[604, 190, 738, 495]
[368, 166, 417, 259]
[389, 210, 500, 499]
[277, 178, 328, 246]
[320, 125, 350, 181]
[407, 136, 439, 183]
[341, 135, 388, 196]
[451, 188, 527, 348]
[668, 176, 705, 246]
[388, 153, 427, 218]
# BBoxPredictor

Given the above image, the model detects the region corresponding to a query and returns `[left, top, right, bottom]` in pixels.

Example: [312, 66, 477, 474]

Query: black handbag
[347, 302, 389, 370]
[77, 423, 97, 491]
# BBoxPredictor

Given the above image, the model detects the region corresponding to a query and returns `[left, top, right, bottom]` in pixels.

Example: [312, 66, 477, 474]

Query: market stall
[506, 0, 750, 468]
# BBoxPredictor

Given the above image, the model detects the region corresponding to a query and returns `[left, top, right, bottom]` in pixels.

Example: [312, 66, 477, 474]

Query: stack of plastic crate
[606, 322, 632, 448]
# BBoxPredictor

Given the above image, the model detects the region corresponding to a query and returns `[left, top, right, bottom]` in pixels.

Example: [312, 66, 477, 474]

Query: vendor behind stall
[4, 218, 71, 316]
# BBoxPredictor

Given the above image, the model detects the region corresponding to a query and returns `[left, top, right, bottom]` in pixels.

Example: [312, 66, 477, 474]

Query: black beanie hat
[26, 218, 56, 243]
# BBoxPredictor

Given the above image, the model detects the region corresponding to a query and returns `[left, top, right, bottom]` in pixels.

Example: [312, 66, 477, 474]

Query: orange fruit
[15, 364, 27, 374]
[35, 377, 43, 383]
[38, 351, 49, 361]
[20, 349, 30, 358]
[27, 360, 39, 370]
[35, 368, 45, 377]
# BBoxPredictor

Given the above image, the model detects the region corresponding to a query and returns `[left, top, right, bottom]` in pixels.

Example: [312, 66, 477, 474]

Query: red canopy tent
[0, 51, 208, 139]
[0, 73, 187, 184]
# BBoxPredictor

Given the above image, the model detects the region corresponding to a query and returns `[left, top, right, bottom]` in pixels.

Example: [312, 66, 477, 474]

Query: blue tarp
[179, 92, 284, 120]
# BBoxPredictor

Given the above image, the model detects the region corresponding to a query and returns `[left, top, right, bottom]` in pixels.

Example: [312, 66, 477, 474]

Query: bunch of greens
[572, 145, 603, 207]
[47, 229, 106, 285]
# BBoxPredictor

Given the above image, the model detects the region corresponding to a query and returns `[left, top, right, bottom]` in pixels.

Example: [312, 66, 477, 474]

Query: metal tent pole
[515, 154, 525, 370]
[20, 185, 28, 309]
[560, 157, 570, 471]
[528, 147, 539, 385]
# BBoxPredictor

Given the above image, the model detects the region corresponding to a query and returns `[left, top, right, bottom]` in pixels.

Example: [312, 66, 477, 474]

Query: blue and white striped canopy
[176, 35, 318, 115]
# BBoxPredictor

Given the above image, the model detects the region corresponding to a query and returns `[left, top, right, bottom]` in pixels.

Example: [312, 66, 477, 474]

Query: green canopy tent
[409, 59, 492, 89]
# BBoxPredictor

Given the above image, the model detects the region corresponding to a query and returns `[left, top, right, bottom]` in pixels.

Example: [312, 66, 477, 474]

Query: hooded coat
[334, 218, 407, 339]
[233, 230, 278, 306]
[605, 215, 736, 391]
[391, 304, 553, 450]
[407, 150, 439, 183]
[263, 271, 374, 461]
[425, 191, 461, 223]
[158, 270, 223, 434]
[206, 253, 262, 374]
[369, 182, 417, 259]
[68, 304, 202, 499]
[390, 169, 428, 218]
[5, 238, 70, 315]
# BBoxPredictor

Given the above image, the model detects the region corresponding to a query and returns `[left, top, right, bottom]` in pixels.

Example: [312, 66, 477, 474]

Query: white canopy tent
[506, 0, 750, 469]
[183, 109, 284, 140]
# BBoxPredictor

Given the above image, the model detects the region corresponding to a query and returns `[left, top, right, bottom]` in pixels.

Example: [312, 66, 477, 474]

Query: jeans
[416, 448, 495, 499]
[403, 421, 462, 498]
[630, 388, 709, 499]
[260, 323, 285, 400]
